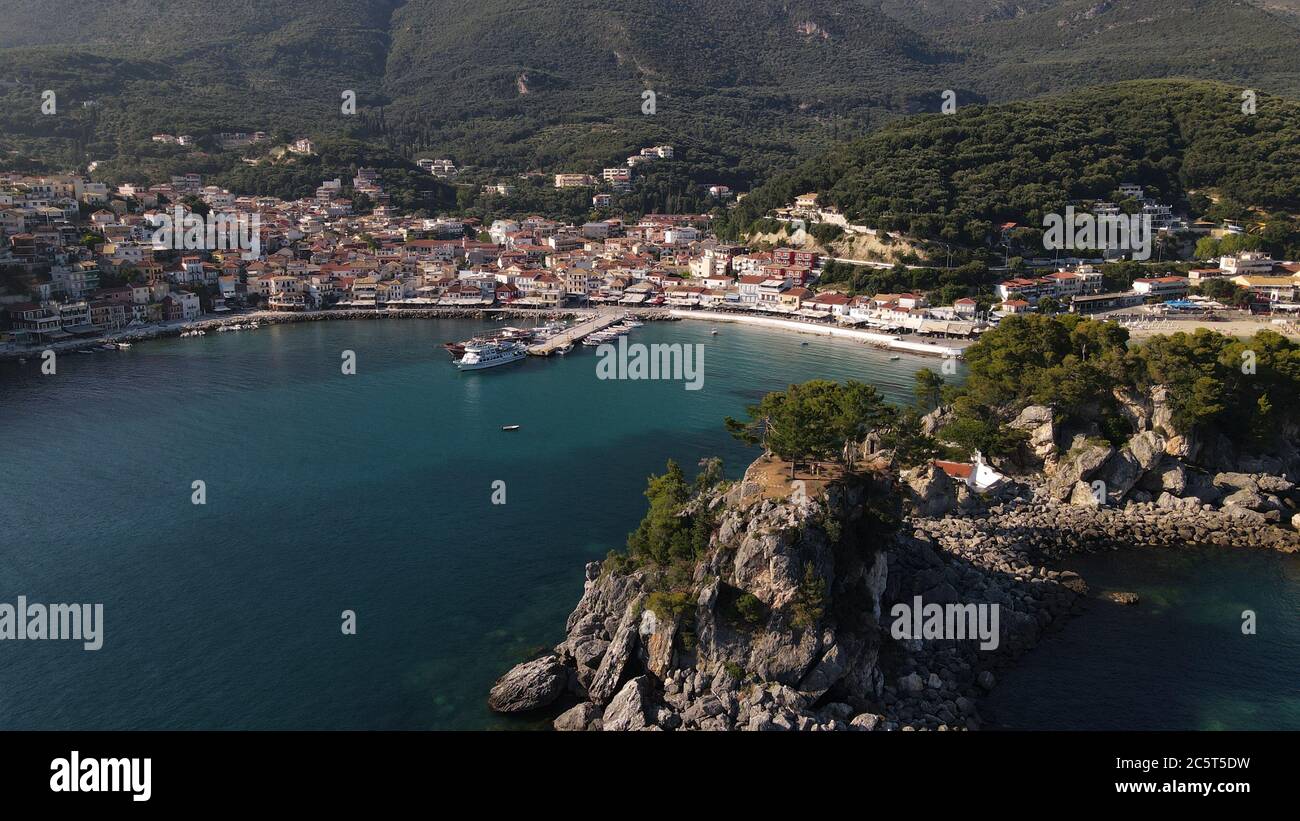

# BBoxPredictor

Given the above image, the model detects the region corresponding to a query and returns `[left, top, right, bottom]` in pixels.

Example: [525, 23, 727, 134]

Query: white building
[1132, 276, 1190, 298]
[1220, 252, 1275, 276]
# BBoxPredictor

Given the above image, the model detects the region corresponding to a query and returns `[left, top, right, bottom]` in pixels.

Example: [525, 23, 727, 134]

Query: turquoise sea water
[984, 546, 1300, 730]
[0, 318, 924, 729]
[2, 318, 1297, 730]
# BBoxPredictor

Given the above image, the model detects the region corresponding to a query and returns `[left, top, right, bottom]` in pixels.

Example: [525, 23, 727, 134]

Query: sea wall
[0, 306, 675, 360]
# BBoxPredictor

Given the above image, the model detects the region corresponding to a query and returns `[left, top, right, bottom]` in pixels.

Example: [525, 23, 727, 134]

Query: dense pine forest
[2, 0, 1299, 188]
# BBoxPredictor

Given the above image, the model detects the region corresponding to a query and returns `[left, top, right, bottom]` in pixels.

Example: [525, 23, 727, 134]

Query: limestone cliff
[984, 387, 1300, 523]
[488, 454, 1087, 731]
[488, 422, 1299, 729]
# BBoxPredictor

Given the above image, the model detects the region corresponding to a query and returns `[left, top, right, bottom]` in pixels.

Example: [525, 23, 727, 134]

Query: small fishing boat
[800, 341, 809, 346]
[557, 343, 574, 355]
[889, 354, 902, 360]
[710, 328, 719, 335]
[501, 424, 521, 431]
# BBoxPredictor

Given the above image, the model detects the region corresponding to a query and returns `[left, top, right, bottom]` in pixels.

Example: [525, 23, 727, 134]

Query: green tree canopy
[726, 379, 896, 473]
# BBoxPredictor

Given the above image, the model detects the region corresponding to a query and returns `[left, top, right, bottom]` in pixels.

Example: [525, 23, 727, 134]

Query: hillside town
[2, 168, 1299, 355]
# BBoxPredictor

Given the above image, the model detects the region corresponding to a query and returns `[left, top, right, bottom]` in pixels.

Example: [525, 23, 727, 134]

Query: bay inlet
[2, 318, 1296, 729]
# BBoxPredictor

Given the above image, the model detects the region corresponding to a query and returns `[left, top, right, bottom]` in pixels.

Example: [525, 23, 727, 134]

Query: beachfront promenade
[1, 305, 970, 362]
[669, 309, 969, 358]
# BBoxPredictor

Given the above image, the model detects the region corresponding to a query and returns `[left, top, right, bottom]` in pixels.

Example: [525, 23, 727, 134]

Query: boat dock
[527, 312, 627, 356]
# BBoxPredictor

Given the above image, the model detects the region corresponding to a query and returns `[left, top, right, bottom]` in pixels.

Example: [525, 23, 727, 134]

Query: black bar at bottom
[2, 730, 1282, 807]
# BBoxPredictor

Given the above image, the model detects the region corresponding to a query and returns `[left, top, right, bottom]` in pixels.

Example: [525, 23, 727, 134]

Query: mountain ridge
[1, 1, 1298, 181]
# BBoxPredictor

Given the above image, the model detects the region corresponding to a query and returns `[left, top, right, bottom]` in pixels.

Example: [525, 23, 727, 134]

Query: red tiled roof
[812, 293, 850, 304]
[934, 460, 972, 479]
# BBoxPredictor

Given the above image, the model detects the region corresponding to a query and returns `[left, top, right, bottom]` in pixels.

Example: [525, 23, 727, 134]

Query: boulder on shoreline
[487, 655, 568, 713]
[553, 702, 602, 731]
[1103, 591, 1140, 606]
[601, 676, 656, 731]
[902, 463, 957, 517]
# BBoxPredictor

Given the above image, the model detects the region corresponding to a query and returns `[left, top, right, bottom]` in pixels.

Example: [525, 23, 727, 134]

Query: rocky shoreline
[487, 399, 1300, 731]
[484, 323, 1300, 731]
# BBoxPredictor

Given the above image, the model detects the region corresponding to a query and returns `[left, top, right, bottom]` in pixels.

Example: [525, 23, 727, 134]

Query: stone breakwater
[0, 307, 677, 360]
[882, 488, 1299, 731]
[915, 492, 1300, 561]
[487, 458, 1300, 732]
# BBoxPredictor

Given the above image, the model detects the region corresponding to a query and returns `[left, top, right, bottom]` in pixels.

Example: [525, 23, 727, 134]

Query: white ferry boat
[456, 340, 527, 370]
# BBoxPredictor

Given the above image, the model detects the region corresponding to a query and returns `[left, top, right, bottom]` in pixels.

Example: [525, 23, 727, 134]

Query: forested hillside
[1, 0, 1298, 186]
[727, 80, 1300, 250]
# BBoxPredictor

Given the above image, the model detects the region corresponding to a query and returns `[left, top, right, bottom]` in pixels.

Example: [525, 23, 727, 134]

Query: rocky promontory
[488, 394, 1300, 730]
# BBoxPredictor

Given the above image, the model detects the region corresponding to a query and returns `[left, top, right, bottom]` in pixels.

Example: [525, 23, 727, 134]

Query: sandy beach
[1108, 315, 1300, 340]
[669, 308, 971, 358]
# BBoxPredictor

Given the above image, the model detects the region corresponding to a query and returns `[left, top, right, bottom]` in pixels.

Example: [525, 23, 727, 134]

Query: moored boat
[456, 340, 527, 370]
